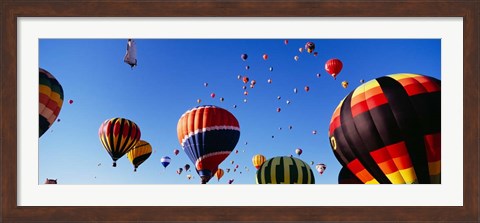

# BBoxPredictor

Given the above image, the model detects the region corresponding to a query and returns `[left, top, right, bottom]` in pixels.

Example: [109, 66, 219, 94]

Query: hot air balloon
[242, 86, 247, 90]
[295, 148, 302, 156]
[293, 88, 298, 94]
[210, 93, 215, 98]
[237, 75, 242, 80]
[294, 55, 299, 61]
[315, 163, 327, 175]
[231, 160, 235, 164]
[298, 47, 303, 53]
[251, 80, 256, 86]
[244, 91, 248, 96]
[39, 68, 64, 138]
[177, 168, 183, 175]
[220, 97, 224, 102]
[276, 108, 281, 112]
[310, 161, 314, 165]
[256, 156, 315, 184]
[99, 118, 141, 167]
[284, 39, 288, 45]
[286, 100, 291, 105]
[242, 76, 249, 84]
[177, 105, 240, 184]
[160, 156, 171, 169]
[305, 42, 315, 53]
[338, 166, 363, 184]
[325, 58, 343, 80]
[228, 179, 234, 184]
[123, 39, 137, 68]
[329, 74, 441, 184]
[197, 99, 201, 104]
[173, 149, 180, 156]
[243, 99, 248, 103]
[241, 54, 248, 61]
[313, 52, 318, 56]
[184, 164, 191, 172]
[68, 99, 73, 104]
[127, 140, 152, 172]
[204, 82, 208, 87]
[263, 54, 268, 60]
[341, 81, 349, 88]
[267, 79, 272, 84]
[226, 168, 231, 173]
[316, 73, 321, 78]
[269, 67, 273, 72]
[245, 65, 250, 70]
[360, 79, 365, 83]
[44, 178, 57, 184]
[250, 84, 254, 89]
[252, 154, 266, 170]
[187, 174, 193, 180]
[235, 149, 239, 154]
[57, 119, 61, 122]
[289, 125, 293, 130]
[215, 168, 224, 181]
[312, 130, 317, 135]
[235, 164, 239, 169]
[233, 105, 237, 108]
[277, 96, 281, 100]
[305, 86, 310, 92]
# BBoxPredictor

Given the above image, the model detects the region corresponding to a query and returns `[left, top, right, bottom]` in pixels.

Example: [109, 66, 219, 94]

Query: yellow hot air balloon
[127, 140, 152, 172]
[215, 168, 225, 181]
[252, 154, 266, 170]
[341, 81, 349, 88]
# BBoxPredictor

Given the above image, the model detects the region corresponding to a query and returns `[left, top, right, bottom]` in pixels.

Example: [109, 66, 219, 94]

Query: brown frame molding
[1, 0, 478, 222]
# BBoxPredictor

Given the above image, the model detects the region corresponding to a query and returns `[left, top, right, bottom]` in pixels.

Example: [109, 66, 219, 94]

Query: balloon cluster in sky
[40, 38, 441, 184]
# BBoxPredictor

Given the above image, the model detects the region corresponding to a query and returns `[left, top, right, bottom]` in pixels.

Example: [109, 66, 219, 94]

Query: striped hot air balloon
[329, 73, 441, 184]
[338, 166, 363, 184]
[39, 68, 64, 137]
[99, 118, 141, 167]
[177, 105, 240, 184]
[127, 140, 152, 172]
[256, 156, 315, 184]
[252, 154, 266, 170]
[215, 168, 224, 181]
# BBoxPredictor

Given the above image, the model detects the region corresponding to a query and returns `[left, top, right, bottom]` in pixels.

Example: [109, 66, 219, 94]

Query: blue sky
[39, 39, 440, 184]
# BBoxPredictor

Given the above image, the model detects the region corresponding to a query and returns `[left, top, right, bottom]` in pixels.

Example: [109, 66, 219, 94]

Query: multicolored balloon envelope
[127, 140, 152, 172]
[329, 73, 441, 184]
[256, 156, 315, 184]
[177, 105, 240, 184]
[98, 118, 141, 167]
[252, 154, 266, 170]
[39, 68, 64, 137]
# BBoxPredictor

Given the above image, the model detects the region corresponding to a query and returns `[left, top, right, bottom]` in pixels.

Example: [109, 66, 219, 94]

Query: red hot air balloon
[68, 99, 73, 104]
[177, 105, 240, 184]
[284, 39, 288, 45]
[243, 76, 249, 84]
[210, 93, 215, 98]
[329, 74, 441, 184]
[263, 54, 268, 60]
[325, 58, 343, 80]
[304, 86, 310, 92]
[173, 149, 180, 156]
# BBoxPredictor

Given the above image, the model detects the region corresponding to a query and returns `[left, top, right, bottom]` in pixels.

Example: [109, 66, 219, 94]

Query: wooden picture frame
[1, 1, 478, 222]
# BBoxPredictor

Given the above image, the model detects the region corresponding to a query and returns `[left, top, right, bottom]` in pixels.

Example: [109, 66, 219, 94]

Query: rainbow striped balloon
[329, 73, 441, 184]
[39, 68, 64, 137]
[177, 105, 240, 184]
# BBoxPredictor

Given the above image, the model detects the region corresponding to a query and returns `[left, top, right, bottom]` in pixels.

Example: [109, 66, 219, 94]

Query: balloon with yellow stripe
[329, 73, 440, 184]
[256, 156, 315, 184]
[252, 154, 266, 170]
[39, 68, 64, 137]
[98, 117, 141, 167]
[127, 140, 152, 172]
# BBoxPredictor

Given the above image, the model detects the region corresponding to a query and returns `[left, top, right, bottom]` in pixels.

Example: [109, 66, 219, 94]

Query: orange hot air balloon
[304, 86, 310, 92]
[263, 54, 268, 60]
[215, 168, 224, 181]
[325, 58, 343, 80]
[242, 76, 249, 84]
[252, 154, 266, 170]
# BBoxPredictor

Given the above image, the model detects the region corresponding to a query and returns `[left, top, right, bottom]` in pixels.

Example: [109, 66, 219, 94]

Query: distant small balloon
[241, 54, 248, 61]
[293, 88, 298, 94]
[289, 125, 293, 130]
[286, 100, 291, 105]
[242, 86, 247, 90]
[244, 91, 248, 96]
[284, 39, 288, 45]
[295, 148, 302, 156]
[267, 79, 272, 84]
[243, 99, 247, 103]
[250, 84, 254, 88]
[316, 73, 321, 78]
[312, 130, 317, 135]
[233, 104, 237, 108]
[313, 52, 318, 56]
[242, 76, 249, 84]
[277, 96, 281, 100]
[228, 179, 234, 184]
[298, 47, 303, 53]
[204, 82, 208, 87]
[263, 54, 268, 60]
[294, 55, 299, 61]
[269, 67, 273, 72]
[245, 65, 250, 70]
[360, 79, 365, 83]
[250, 80, 256, 85]
[197, 99, 201, 104]
[341, 81, 349, 88]
[277, 108, 281, 112]
[220, 97, 224, 102]
[211, 93, 215, 98]
[304, 86, 310, 92]
[237, 75, 242, 80]
[68, 99, 73, 104]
